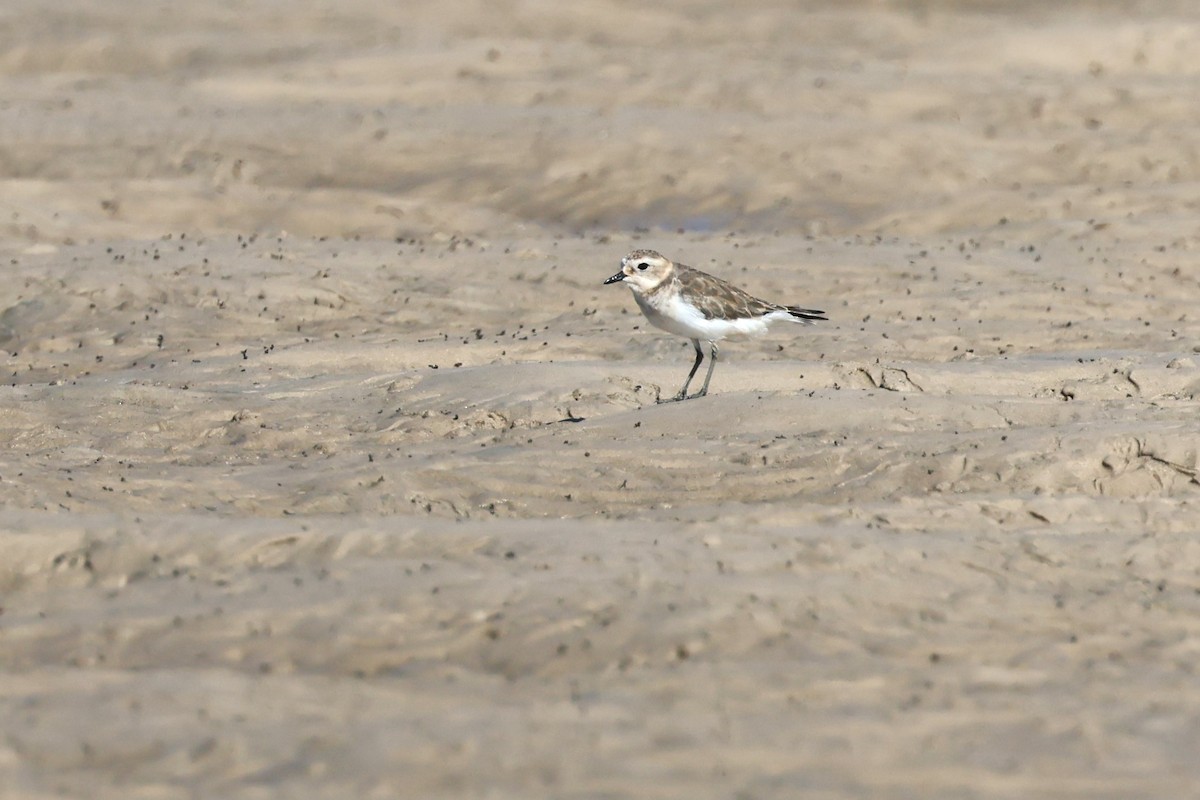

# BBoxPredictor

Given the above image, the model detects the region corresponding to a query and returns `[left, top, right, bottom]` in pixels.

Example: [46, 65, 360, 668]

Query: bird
[603, 249, 827, 402]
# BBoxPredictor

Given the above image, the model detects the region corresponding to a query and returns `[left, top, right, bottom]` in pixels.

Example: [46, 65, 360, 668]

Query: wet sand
[3, 2, 1200, 798]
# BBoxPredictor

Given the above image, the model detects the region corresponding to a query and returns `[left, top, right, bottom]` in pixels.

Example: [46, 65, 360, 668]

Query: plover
[604, 249, 827, 402]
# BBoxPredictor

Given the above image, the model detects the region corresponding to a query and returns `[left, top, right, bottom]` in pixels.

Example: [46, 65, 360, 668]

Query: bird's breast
[633, 289, 765, 341]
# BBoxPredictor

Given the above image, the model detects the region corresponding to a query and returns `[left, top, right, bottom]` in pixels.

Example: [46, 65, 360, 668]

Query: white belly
[633, 291, 776, 342]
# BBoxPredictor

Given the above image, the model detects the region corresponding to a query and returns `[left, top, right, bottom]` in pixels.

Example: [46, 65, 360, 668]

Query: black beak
[603, 271, 626, 285]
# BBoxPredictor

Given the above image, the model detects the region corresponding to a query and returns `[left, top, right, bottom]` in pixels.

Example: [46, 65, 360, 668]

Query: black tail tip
[787, 306, 828, 322]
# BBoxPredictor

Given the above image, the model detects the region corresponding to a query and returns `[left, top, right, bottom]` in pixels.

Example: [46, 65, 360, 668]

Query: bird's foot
[656, 388, 709, 404]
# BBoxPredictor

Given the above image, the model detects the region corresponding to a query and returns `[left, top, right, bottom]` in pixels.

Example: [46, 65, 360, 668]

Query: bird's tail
[784, 306, 828, 323]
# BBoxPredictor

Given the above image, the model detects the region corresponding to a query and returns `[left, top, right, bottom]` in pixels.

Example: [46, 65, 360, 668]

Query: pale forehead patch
[623, 249, 666, 264]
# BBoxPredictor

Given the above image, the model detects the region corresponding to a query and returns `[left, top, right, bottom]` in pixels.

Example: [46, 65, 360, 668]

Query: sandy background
[3, 1, 1200, 798]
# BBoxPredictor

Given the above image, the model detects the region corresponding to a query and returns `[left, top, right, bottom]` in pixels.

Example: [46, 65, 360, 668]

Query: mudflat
[2, 2, 1199, 798]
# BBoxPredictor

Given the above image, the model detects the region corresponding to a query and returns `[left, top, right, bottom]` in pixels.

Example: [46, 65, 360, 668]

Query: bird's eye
[637, 262, 649, 270]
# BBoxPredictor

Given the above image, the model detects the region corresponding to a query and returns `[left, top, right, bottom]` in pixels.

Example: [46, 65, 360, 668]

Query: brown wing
[674, 264, 780, 320]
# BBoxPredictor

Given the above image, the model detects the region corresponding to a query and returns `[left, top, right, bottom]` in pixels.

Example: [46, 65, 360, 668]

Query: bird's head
[603, 249, 673, 292]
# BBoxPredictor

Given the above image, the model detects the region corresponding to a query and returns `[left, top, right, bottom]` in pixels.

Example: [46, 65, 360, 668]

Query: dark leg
[691, 341, 718, 399]
[658, 338, 704, 404]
